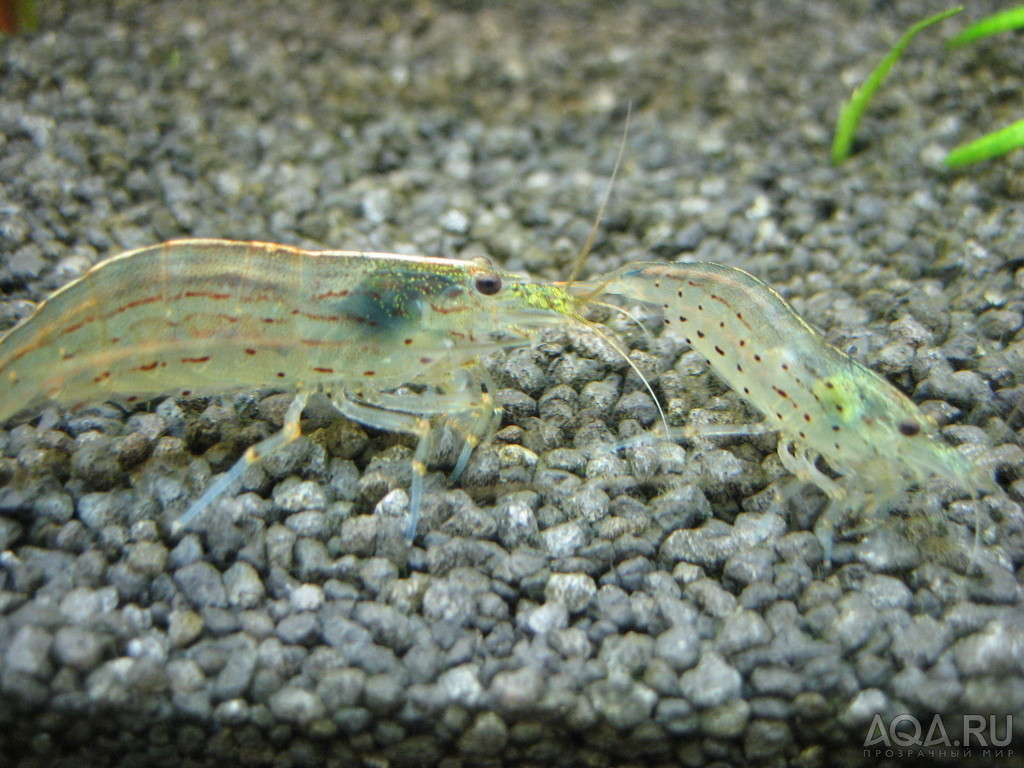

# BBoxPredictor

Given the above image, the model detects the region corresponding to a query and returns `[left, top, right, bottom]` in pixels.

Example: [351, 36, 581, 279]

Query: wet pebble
[654, 624, 701, 672]
[541, 521, 587, 557]
[458, 711, 508, 756]
[53, 625, 104, 671]
[268, 685, 325, 726]
[174, 562, 228, 609]
[679, 651, 741, 709]
[545, 572, 597, 614]
[223, 561, 266, 609]
[273, 476, 328, 512]
[5, 625, 54, 677]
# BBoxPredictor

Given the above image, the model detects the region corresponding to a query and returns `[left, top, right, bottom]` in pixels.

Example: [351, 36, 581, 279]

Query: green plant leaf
[944, 118, 1024, 167]
[948, 5, 1024, 49]
[831, 6, 962, 166]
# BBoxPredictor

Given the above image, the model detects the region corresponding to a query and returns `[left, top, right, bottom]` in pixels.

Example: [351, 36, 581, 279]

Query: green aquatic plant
[945, 119, 1024, 167]
[943, 6, 1024, 167]
[947, 5, 1024, 49]
[831, 6, 962, 166]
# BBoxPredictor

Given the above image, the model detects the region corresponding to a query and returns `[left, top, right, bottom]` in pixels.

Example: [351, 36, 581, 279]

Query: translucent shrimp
[585, 261, 986, 560]
[0, 239, 588, 539]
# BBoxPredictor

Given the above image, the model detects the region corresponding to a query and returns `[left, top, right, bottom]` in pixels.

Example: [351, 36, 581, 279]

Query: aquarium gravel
[0, 1, 1023, 766]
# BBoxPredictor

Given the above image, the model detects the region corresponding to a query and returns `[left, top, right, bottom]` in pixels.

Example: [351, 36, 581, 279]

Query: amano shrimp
[0, 238, 590, 539]
[587, 261, 985, 560]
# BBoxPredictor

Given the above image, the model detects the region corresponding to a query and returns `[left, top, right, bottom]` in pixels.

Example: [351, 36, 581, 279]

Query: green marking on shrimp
[811, 374, 863, 424]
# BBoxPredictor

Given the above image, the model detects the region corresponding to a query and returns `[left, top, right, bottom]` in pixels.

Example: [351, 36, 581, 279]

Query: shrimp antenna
[564, 102, 631, 289]
[589, 298, 657, 351]
[578, 315, 671, 441]
[561, 104, 669, 440]
[589, 298, 670, 438]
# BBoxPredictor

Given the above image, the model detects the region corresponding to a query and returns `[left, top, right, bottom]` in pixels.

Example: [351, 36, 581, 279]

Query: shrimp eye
[898, 420, 921, 437]
[475, 273, 502, 295]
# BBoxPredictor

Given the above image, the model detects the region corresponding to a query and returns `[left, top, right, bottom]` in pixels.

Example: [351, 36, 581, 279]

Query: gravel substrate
[1, 1, 1024, 766]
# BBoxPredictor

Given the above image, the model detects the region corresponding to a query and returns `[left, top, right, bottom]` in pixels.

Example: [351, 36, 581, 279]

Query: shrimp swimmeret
[586, 260, 987, 561]
[0, 238, 610, 540]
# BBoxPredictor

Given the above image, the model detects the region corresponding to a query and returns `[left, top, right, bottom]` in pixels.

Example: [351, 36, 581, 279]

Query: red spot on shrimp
[292, 309, 341, 321]
[181, 356, 211, 364]
[312, 367, 334, 374]
[60, 319, 91, 335]
[364, 371, 376, 376]
[120, 296, 162, 311]
[714, 346, 725, 356]
[262, 317, 284, 324]
[93, 371, 111, 383]
[420, 357, 433, 364]
[277, 372, 286, 378]
[678, 315, 687, 323]
[696, 330, 705, 339]
[300, 339, 340, 347]
[217, 314, 239, 323]
[753, 354, 762, 362]
[312, 289, 350, 300]
[184, 291, 230, 300]
[139, 362, 159, 371]
[245, 348, 257, 356]
[404, 339, 414, 345]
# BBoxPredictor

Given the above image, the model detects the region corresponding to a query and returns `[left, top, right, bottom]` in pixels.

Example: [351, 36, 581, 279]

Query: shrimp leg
[172, 388, 312, 534]
[330, 390, 434, 540]
[330, 380, 497, 539]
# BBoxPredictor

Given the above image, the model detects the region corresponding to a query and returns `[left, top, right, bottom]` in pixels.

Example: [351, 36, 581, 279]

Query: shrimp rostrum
[0, 239, 584, 539]
[586, 261, 988, 562]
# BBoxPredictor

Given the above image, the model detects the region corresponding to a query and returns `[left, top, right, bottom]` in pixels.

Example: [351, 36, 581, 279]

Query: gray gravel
[2, 0, 1024, 766]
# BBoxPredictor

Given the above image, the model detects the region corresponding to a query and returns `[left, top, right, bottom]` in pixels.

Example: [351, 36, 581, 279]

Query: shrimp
[0, 238, 590, 539]
[585, 260, 986, 561]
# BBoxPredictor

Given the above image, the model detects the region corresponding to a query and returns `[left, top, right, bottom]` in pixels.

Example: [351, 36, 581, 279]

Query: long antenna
[560, 103, 668, 440]
[564, 103, 631, 289]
